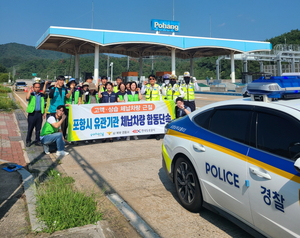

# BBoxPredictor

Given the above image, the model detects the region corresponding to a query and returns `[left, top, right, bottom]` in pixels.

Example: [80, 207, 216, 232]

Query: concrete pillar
[243, 60, 248, 73]
[75, 53, 79, 79]
[277, 59, 282, 76]
[259, 61, 264, 72]
[94, 45, 99, 84]
[139, 56, 143, 79]
[291, 54, 295, 72]
[190, 58, 194, 76]
[171, 48, 176, 75]
[230, 51, 235, 83]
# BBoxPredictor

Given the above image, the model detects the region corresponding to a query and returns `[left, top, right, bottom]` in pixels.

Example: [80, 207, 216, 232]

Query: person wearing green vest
[141, 75, 162, 140]
[125, 81, 142, 141]
[116, 83, 128, 102]
[127, 81, 142, 102]
[181, 71, 199, 112]
[162, 74, 184, 101]
[40, 105, 69, 157]
[141, 74, 162, 101]
[98, 76, 108, 93]
[26, 82, 45, 147]
[113, 76, 123, 93]
[65, 78, 82, 106]
[81, 82, 99, 104]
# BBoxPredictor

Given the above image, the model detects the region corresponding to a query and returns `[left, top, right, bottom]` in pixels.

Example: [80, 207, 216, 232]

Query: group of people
[25, 71, 199, 156]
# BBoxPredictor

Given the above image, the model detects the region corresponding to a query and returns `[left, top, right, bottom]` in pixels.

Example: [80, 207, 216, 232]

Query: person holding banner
[125, 81, 142, 141]
[99, 82, 118, 143]
[116, 83, 128, 102]
[141, 75, 162, 140]
[40, 105, 69, 157]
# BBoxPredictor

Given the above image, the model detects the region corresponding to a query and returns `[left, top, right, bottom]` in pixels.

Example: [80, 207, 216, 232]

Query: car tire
[174, 157, 203, 213]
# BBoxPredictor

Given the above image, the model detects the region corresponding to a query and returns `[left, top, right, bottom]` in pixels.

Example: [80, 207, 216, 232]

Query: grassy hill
[0, 43, 68, 68]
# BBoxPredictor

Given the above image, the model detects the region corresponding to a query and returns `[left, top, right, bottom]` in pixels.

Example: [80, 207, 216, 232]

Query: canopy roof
[36, 26, 272, 59]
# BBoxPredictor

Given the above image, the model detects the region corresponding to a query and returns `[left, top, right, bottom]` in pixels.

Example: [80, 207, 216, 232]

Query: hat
[89, 83, 97, 90]
[67, 78, 76, 86]
[184, 71, 190, 77]
[82, 82, 89, 87]
[163, 74, 170, 79]
[170, 74, 177, 80]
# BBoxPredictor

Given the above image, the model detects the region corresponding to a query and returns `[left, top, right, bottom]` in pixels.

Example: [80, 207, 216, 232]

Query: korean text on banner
[67, 100, 175, 142]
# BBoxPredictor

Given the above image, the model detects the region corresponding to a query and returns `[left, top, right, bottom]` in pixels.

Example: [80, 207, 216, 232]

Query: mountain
[0, 43, 68, 68]
[266, 29, 300, 46]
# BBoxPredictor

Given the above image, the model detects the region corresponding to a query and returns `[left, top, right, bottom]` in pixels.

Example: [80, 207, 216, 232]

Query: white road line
[13, 92, 27, 108]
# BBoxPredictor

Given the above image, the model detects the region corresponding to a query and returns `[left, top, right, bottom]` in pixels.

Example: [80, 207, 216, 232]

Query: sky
[0, 0, 299, 47]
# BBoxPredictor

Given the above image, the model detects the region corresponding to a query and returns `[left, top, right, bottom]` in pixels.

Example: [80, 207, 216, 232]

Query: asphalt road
[14, 91, 253, 238]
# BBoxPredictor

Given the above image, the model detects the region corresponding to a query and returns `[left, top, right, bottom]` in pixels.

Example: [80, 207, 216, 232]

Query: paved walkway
[0, 112, 27, 166]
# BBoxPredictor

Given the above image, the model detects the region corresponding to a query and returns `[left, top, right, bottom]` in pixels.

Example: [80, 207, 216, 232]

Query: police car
[162, 76, 300, 238]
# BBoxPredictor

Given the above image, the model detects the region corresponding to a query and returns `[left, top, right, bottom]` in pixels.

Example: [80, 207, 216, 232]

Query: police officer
[162, 74, 184, 101]
[141, 74, 162, 101]
[141, 75, 162, 140]
[181, 71, 199, 111]
[25, 82, 45, 147]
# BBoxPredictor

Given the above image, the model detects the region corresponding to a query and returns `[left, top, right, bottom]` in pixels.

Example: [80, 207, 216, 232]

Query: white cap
[184, 71, 190, 77]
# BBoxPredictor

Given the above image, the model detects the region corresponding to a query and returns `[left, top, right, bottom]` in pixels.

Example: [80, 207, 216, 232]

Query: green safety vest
[26, 94, 45, 114]
[82, 93, 99, 104]
[145, 84, 160, 101]
[40, 119, 59, 136]
[127, 92, 139, 101]
[113, 85, 118, 93]
[66, 90, 80, 108]
[182, 83, 195, 101]
[165, 84, 181, 100]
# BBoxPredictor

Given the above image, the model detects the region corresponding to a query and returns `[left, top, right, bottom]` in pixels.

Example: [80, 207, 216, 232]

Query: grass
[0, 85, 18, 111]
[35, 169, 103, 233]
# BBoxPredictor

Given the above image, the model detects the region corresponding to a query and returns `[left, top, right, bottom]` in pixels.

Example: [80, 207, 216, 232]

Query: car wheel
[174, 157, 203, 213]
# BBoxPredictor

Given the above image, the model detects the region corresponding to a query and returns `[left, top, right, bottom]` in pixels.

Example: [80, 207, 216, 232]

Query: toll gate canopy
[36, 26, 271, 59]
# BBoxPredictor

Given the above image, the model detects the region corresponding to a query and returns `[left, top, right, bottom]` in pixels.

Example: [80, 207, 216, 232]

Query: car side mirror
[294, 158, 300, 173]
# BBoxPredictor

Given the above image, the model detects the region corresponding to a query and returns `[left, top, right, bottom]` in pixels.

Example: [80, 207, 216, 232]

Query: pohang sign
[151, 19, 180, 33]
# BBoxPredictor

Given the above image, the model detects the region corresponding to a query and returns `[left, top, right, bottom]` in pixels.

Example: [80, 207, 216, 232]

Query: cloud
[218, 23, 226, 27]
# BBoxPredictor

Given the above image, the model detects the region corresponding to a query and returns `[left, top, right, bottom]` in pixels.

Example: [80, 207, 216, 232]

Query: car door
[247, 108, 300, 238]
[192, 106, 254, 225]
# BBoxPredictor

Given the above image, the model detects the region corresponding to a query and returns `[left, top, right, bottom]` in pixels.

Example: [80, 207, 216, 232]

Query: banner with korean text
[67, 100, 175, 141]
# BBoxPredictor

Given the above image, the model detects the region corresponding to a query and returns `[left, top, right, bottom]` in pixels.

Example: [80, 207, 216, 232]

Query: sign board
[151, 19, 180, 33]
[32, 73, 37, 76]
[67, 101, 176, 141]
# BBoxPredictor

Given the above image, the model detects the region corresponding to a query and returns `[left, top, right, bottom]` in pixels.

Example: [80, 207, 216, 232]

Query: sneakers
[56, 151, 69, 157]
[134, 136, 139, 140]
[45, 152, 50, 155]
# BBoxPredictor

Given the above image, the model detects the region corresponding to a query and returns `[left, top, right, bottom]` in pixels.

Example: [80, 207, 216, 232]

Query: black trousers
[26, 111, 43, 143]
[184, 101, 196, 112]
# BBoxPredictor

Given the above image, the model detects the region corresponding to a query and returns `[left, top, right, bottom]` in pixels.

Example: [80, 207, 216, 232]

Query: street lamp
[110, 62, 113, 81]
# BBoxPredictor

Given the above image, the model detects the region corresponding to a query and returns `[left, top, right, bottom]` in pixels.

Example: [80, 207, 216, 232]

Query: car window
[193, 109, 214, 129]
[256, 111, 300, 161]
[209, 109, 252, 144]
[16, 82, 26, 85]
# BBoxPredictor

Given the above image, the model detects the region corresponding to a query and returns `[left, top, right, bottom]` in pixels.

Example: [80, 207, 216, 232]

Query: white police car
[162, 76, 300, 238]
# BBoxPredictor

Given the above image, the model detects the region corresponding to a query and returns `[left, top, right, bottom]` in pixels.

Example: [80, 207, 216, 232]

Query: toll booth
[122, 72, 139, 83]
[156, 71, 171, 84]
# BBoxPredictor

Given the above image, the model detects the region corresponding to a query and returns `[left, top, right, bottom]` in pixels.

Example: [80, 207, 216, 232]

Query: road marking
[13, 92, 27, 108]
[107, 193, 160, 238]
